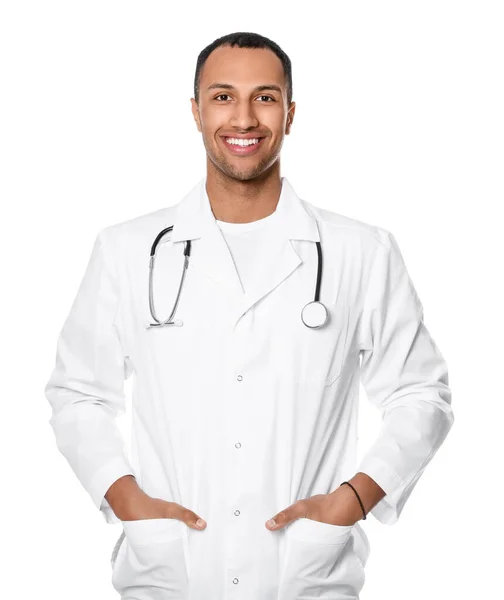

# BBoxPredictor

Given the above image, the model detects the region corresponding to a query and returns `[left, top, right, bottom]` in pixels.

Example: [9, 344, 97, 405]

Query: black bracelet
[340, 481, 367, 520]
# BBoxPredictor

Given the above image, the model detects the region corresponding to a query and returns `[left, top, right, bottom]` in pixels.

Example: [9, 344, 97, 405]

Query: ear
[190, 98, 202, 133]
[286, 101, 296, 135]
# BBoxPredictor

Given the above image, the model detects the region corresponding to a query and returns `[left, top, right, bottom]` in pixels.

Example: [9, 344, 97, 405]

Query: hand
[265, 486, 363, 531]
[121, 496, 208, 531]
[105, 475, 207, 530]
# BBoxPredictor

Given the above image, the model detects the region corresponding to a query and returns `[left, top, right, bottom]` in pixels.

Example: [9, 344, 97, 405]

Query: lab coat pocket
[352, 521, 370, 569]
[298, 302, 350, 387]
[110, 530, 126, 572]
[278, 517, 355, 600]
[112, 518, 189, 599]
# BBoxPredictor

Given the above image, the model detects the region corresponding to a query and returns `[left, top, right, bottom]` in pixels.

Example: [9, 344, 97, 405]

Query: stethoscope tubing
[148, 226, 192, 327]
[314, 240, 322, 302]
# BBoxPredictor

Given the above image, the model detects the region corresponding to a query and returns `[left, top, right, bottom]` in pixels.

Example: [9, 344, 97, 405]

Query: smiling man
[45, 31, 454, 600]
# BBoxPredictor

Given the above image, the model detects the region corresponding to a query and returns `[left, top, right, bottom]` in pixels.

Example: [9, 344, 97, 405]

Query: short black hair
[194, 32, 292, 106]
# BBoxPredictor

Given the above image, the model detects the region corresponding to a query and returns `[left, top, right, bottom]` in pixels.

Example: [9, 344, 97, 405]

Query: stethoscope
[147, 225, 329, 329]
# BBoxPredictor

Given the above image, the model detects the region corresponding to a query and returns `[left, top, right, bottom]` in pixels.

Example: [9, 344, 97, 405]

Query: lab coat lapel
[170, 176, 320, 329]
[170, 178, 243, 300]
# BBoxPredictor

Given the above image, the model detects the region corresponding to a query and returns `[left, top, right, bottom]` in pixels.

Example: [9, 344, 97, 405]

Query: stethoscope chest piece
[301, 300, 329, 329]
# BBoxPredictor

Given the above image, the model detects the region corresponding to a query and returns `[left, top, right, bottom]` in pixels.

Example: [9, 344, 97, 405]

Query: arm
[352, 230, 455, 525]
[44, 229, 137, 524]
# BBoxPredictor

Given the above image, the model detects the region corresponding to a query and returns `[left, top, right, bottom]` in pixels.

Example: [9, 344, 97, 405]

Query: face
[191, 45, 295, 181]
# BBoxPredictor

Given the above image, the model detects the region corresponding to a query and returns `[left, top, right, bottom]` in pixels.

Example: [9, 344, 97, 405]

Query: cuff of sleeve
[88, 457, 136, 519]
[99, 496, 122, 524]
[357, 456, 406, 526]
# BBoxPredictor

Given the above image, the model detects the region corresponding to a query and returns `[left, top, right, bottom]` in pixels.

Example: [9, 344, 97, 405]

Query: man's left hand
[265, 485, 364, 531]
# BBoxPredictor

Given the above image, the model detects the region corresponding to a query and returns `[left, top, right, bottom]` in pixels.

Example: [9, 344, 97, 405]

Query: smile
[221, 136, 266, 156]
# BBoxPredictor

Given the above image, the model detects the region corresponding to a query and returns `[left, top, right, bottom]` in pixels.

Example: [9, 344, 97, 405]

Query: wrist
[338, 482, 366, 522]
[341, 472, 386, 520]
[104, 475, 147, 519]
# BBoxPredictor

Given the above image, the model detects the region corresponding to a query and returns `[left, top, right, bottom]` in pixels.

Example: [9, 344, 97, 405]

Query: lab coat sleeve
[356, 230, 454, 525]
[44, 228, 136, 524]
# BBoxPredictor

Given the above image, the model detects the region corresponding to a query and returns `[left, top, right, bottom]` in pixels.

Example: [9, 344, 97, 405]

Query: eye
[213, 94, 276, 102]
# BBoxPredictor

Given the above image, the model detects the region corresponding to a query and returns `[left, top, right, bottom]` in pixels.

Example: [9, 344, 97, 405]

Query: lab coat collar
[169, 175, 320, 328]
[170, 175, 320, 244]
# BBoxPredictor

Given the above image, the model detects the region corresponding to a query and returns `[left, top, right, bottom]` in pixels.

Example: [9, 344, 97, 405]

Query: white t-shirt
[216, 207, 279, 295]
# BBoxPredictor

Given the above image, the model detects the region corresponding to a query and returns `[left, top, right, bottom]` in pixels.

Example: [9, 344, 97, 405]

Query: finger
[266, 501, 306, 530]
[171, 503, 207, 530]
[184, 509, 207, 529]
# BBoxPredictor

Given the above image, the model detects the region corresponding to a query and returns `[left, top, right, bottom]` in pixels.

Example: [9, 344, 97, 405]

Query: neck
[205, 162, 282, 224]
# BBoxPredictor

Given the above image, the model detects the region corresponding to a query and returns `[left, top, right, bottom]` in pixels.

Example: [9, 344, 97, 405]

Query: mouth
[220, 136, 266, 156]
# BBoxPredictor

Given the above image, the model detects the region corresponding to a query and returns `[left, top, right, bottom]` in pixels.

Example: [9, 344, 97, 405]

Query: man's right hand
[104, 475, 207, 530]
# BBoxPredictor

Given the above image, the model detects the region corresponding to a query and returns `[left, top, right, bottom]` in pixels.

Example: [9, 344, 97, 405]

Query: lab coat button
[235, 442, 241, 448]
[232, 578, 239, 584]
[234, 509, 240, 516]
[236, 375, 243, 381]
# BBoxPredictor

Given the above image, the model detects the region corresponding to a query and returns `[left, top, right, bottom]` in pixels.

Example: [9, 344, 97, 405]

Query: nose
[229, 101, 259, 130]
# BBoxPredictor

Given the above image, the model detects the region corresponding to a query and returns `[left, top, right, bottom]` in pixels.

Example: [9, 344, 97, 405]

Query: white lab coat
[45, 176, 454, 600]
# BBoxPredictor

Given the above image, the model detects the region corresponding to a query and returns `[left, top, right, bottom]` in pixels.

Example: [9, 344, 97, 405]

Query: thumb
[177, 505, 207, 530]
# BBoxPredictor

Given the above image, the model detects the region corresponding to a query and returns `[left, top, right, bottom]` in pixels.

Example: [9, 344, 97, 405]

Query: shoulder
[302, 199, 394, 252]
[97, 205, 177, 256]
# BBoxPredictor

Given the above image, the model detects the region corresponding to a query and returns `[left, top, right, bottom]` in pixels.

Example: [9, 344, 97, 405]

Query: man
[45, 31, 454, 600]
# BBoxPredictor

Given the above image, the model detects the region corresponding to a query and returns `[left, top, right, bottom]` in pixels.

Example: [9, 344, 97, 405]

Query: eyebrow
[206, 83, 283, 94]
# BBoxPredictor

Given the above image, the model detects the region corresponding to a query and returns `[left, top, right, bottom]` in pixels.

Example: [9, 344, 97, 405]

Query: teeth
[226, 137, 260, 146]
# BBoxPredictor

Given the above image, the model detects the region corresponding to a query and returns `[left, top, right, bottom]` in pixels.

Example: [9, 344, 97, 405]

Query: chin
[213, 160, 258, 181]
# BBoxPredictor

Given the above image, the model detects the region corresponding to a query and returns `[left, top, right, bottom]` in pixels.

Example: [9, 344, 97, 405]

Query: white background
[1, 1, 502, 598]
